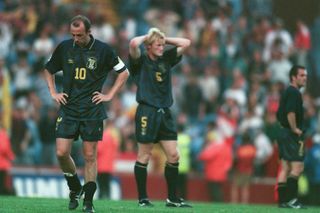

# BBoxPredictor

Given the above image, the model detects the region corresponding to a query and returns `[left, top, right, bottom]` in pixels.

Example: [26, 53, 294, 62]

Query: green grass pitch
[1, 196, 320, 213]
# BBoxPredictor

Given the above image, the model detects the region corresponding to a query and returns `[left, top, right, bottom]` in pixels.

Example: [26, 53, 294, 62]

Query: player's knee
[56, 149, 69, 160]
[137, 152, 152, 163]
[291, 167, 304, 176]
[168, 151, 179, 163]
[282, 166, 290, 175]
[83, 152, 96, 162]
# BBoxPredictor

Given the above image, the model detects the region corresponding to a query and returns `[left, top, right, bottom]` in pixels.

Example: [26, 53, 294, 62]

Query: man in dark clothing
[129, 28, 191, 207]
[276, 65, 307, 209]
[44, 15, 129, 212]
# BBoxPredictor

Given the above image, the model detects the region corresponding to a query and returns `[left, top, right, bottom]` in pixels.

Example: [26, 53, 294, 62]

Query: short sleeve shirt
[129, 47, 181, 108]
[45, 36, 126, 120]
[276, 86, 304, 129]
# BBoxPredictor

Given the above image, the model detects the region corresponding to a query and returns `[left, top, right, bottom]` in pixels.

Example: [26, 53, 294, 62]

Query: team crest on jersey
[86, 57, 97, 70]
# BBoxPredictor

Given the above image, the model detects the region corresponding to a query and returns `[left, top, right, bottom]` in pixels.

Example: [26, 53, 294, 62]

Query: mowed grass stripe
[1, 196, 320, 213]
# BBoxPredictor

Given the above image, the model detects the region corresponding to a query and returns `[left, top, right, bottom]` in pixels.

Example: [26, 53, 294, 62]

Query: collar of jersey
[146, 53, 162, 63]
[73, 34, 95, 50]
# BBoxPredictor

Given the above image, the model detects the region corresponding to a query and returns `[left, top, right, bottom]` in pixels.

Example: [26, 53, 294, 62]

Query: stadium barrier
[10, 163, 277, 204]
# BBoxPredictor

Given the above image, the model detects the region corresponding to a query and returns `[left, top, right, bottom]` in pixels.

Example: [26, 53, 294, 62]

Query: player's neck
[147, 52, 158, 61]
[84, 36, 92, 47]
[290, 82, 301, 89]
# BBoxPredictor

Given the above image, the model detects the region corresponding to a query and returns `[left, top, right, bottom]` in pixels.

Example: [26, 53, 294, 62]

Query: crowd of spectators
[1, 0, 320, 203]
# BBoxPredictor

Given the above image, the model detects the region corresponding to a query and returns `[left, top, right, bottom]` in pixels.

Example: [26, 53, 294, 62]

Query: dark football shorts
[277, 128, 305, 161]
[55, 114, 103, 141]
[135, 104, 177, 143]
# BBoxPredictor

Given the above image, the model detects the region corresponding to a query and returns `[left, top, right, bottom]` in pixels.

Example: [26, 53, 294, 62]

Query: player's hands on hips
[52, 92, 68, 105]
[292, 128, 303, 136]
[92, 91, 112, 104]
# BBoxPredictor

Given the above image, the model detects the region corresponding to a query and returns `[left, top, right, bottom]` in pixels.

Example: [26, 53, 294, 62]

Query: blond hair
[144, 28, 165, 46]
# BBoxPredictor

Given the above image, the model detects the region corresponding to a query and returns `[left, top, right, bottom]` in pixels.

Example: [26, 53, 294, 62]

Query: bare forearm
[165, 37, 191, 56]
[129, 35, 147, 58]
[130, 35, 147, 48]
[287, 112, 302, 136]
[107, 70, 129, 98]
[165, 37, 190, 47]
[287, 112, 297, 130]
[44, 69, 57, 96]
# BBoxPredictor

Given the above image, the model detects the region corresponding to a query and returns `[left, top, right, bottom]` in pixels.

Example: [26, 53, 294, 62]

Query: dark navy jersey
[277, 85, 304, 129]
[129, 47, 181, 108]
[45, 35, 126, 120]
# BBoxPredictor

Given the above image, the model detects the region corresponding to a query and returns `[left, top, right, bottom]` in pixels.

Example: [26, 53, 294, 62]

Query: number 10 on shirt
[75, 67, 86, 80]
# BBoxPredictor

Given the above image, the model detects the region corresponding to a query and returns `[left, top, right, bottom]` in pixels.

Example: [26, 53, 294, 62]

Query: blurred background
[1, 0, 320, 205]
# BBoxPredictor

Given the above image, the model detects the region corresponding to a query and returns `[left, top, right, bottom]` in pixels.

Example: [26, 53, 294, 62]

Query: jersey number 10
[75, 67, 86, 80]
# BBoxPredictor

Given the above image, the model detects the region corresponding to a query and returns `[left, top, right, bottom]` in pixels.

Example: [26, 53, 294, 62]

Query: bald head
[70, 15, 91, 47]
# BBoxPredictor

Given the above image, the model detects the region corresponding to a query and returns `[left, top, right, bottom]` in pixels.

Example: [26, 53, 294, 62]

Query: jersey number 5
[156, 72, 163, 82]
[75, 67, 86, 80]
[141, 116, 147, 136]
[141, 116, 148, 128]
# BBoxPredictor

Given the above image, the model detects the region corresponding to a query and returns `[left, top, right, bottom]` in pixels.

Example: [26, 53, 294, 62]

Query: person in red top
[294, 20, 310, 66]
[198, 122, 233, 202]
[97, 121, 120, 199]
[231, 133, 256, 203]
[0, 119, 15, 195]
